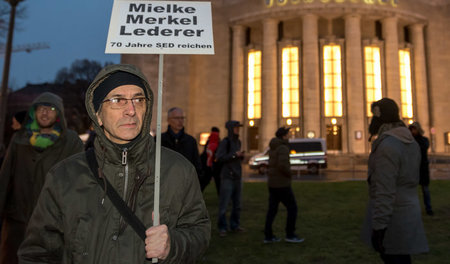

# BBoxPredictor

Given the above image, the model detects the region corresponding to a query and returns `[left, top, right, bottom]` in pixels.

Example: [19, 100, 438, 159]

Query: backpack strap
[85, 148, 147, 241]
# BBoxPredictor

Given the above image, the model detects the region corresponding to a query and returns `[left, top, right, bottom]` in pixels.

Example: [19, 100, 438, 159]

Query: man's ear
[96, 112, 103, 127]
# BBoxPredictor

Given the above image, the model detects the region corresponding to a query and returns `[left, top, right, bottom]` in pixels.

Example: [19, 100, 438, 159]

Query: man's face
[233, 126, 240, 135]
[168, 108, 185, 133]
[96, 85, 147, 144]
[409, 127, 419, 136]
[35, 105, 58, 129]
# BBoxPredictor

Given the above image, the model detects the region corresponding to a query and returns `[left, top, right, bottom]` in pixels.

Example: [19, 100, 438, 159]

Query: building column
[345, 14, 365, 153]
[382, 16, 401, 104]
[261, 18, 278, 150]
[302, 14, 320, 139]
[231, 25, 245, 123]
[410, 24, 430, 135]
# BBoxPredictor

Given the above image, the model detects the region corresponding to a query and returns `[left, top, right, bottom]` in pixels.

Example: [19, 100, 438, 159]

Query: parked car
[248, 138, 327, 175]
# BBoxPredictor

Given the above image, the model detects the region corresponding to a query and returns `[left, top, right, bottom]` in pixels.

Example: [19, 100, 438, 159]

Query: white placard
[106, 0, 214, 54]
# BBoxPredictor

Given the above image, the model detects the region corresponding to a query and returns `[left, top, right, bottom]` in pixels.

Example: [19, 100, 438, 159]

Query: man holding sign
[18, 64, 210, 263]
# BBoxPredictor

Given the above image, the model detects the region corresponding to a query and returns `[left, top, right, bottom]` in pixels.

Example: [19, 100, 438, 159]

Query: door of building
[326, 124, 342, 150]
[247, 126, 259, 151]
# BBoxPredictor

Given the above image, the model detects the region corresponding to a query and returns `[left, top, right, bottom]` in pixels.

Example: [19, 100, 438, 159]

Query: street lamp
[0, 0, 24, 145]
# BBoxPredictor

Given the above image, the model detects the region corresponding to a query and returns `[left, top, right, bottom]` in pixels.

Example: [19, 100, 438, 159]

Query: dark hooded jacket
[267, 137, 291, 188]
[215, 121, 242, 180]
[0, 92, 83, 263]
[18, 64, 210, 263]
[412, 134, 430, 186]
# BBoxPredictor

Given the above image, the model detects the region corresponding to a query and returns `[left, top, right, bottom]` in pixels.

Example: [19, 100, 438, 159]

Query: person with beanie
[0, 92, 83, 264]
[18, 64, 210, 263]
[361, 98, 428, 264]
[409, 121, 434, 216]
[264, 127, 304, 244]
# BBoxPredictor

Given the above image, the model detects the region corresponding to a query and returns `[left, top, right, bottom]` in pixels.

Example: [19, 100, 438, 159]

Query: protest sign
[106, 0, 214, 54]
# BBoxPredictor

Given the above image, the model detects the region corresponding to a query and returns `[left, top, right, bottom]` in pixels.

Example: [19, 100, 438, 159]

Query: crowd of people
[0, 63, 435, 263]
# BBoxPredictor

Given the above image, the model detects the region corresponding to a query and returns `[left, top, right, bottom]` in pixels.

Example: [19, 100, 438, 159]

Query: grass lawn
[199, 180, 450, 264]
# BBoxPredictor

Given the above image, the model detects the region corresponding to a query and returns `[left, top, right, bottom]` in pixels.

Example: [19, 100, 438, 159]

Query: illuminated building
[122, 0, 450, 154]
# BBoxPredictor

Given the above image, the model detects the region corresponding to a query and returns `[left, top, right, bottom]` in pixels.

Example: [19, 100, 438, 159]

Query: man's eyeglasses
[170, 116, 185, 121]
[102, 97, 148, 109]
[36, 106, 56, 113]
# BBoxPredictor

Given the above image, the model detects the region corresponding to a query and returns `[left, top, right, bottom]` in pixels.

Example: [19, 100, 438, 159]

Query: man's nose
[124, 100, 136, 115]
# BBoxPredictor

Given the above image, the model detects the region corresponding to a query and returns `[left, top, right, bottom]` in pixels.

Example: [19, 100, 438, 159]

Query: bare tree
[55, 59, 113, 84]
[0, 2, 9, 38]
[0, 1, 26, 40]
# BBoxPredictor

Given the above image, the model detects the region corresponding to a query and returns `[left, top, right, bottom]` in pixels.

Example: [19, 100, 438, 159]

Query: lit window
[399, 49, 413, 119]
[323, 45, 342, 117]
[247, 50, 262, 119]
[364, 46, 383, 116]
[281, 46, 300, 118]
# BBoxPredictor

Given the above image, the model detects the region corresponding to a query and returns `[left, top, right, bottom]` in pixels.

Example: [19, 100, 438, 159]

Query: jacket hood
[383, 126, 415, 144]
[225, 120, 241, 138]
[85, 64, 154, 148]
[27, 92, 67, 131]
[269, 137, 288, 150]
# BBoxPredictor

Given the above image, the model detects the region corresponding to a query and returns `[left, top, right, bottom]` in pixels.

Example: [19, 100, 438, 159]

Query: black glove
[371, 228, 386, 253]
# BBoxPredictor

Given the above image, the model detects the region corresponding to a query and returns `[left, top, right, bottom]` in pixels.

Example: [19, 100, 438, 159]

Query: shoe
[263, 236, 281, 244]
[231, 227, 246, 233]
[285, 236, 305, 243]
[426, 210, 434, 216]
[219, 230, 227, 237]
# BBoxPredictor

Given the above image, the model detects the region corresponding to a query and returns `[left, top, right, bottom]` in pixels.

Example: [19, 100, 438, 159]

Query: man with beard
[362, 98, 428, 264]
[0, 92, 83, 264]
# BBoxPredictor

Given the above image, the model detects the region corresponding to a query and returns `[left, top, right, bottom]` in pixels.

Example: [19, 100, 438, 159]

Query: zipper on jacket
[122, 148, 129, 199]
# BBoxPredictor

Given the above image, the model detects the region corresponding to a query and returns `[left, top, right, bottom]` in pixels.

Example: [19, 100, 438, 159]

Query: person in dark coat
[0, 92, 84, 264]
[161, 107, 202, 184]
[0, 111, 27, 166]
[11, 111, 27, 132]
[264, 127, 304, 244]
[409, 121, 433, 216]
[362, 98, 428, 264]
[199, 127, 221, 194]
[18, 64, 210, 263]
[216, 120, 245, 237]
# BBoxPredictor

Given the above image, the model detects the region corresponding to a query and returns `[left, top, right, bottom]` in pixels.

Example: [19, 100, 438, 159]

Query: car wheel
[258, 165, 268, 175]
[308, 164, 319, 175]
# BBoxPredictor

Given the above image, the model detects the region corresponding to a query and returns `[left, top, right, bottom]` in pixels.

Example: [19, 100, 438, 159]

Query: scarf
[26, 108, 62, 151]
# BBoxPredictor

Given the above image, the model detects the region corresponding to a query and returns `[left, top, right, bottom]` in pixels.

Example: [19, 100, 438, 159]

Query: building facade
[122, 0, 450, 154]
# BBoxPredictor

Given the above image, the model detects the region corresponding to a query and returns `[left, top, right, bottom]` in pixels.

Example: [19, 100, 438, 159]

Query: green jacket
[0, 92, 83, 262]
[267, 137, 291, 188]
[18, 64, 210, 263]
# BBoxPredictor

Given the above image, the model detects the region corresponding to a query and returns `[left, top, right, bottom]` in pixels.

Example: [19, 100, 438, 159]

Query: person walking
[18, 64, 210, 263]
[216, 120, 245, 237]
[409, 121, 433, 216]
[362, 98, 428, 264]
[0, 92, 84, 264]
[264, 127, 304, 244]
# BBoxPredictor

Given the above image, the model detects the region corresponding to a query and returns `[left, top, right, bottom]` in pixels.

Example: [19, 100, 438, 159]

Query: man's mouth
[120, 122, 137, 127]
